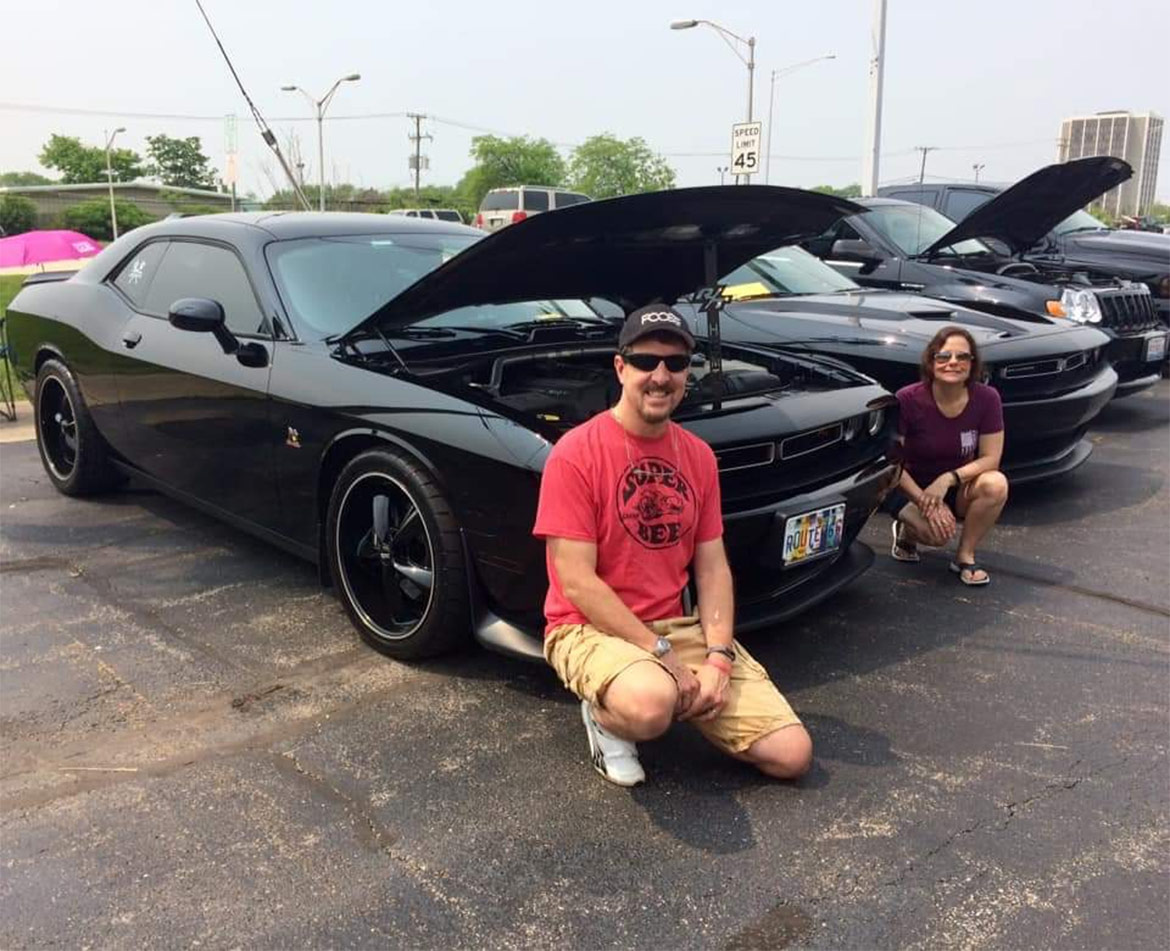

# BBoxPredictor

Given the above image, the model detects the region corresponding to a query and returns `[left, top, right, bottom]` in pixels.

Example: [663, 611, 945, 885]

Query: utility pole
[972, 163, 985, 182]
[407, 113, 432, 203]
[861, 0, 888, 196]
[915, 146, 938, 183]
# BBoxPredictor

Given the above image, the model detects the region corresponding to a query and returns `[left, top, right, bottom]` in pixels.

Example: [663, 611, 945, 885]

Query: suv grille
[1095, 286, 1160, 334]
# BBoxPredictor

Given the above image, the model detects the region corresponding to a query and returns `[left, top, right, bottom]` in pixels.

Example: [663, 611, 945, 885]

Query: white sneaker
[580, 700, 645, 787]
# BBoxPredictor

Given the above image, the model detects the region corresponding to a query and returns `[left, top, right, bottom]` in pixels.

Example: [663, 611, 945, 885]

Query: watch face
[654, 637, 671, 657]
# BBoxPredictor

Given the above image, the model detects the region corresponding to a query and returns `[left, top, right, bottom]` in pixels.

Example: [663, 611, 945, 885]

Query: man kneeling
[533, 306, 812, 786]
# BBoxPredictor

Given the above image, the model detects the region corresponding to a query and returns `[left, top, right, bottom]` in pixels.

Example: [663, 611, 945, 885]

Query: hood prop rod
[702, 240, 726, 411]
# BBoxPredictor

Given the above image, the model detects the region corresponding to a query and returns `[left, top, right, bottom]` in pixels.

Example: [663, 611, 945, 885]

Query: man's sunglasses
[933, 350, 974, 364]
[621, 352, 691, 373]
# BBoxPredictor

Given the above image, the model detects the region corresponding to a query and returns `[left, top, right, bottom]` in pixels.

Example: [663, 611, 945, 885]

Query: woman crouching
[882, 326, 1009, 586]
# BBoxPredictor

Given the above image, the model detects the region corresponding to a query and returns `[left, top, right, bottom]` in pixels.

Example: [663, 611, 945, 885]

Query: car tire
[326, 448, 470, 659]
[34, 358, 120, 496]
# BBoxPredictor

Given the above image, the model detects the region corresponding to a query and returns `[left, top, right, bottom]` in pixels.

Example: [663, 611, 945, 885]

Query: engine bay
[463, 347, 798, 431]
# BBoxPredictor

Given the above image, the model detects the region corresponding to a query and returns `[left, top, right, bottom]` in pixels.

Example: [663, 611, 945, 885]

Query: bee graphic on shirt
[617, 457, 693, 549]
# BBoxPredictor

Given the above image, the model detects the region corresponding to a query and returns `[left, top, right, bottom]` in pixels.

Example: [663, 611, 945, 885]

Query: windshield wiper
[505, 317, 616, 334]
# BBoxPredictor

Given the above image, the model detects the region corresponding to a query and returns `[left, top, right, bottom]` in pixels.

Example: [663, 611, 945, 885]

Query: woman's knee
[746, 724, 813, 780]
[974, 470, 1009, 504]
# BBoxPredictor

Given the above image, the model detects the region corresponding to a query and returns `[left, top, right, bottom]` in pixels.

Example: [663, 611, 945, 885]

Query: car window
[883, 188, 936, 207]
[266, 232, 482, 337]
[142, 241, 268, 337]
[434, 210, 462, 222]
[111, 241, 168, 308]
[481, 191, 519, 211]
[1052, 209, 1109, 236]
[863, 205, 990, 257]
[722, 245, 860, 296]
[943, 190, 993, 221]
[554, 192, 590, 208]
[523, 189, 550, 212]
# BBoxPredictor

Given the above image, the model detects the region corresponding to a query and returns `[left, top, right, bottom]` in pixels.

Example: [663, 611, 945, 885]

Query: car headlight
[843, 415, 863, 441]
[866, 409, 884, 436]
[1059, 287, 1102, 324]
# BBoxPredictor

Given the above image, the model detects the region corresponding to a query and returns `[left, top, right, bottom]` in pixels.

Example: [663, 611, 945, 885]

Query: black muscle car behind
[6, 187, 899, 662]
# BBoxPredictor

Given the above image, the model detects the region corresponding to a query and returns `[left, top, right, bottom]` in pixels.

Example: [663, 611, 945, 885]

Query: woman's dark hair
[920, 325, 983, 386]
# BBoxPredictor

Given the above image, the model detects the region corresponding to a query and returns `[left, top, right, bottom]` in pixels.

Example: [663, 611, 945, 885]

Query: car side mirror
[831, 238, 881, 263]
[168, 297, 239, 355]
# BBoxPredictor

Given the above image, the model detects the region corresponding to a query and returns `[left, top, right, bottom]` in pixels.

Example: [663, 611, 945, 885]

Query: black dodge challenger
[6, 187, 899, 661]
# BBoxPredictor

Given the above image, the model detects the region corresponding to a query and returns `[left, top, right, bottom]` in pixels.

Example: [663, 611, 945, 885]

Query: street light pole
[972, 163, 985, 182]
[281, 72, 361, 212]
[764, 54, 835, 184]
[717, 166, 729, 185]
[104, 127, 126, 240]
[671, 18, 757, 183]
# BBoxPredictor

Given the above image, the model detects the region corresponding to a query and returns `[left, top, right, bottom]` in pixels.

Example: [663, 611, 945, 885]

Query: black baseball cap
[618, 305, 696, 351]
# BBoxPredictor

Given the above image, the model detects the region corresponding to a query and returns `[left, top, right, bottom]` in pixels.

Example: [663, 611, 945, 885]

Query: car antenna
[193, 0, 312, 211]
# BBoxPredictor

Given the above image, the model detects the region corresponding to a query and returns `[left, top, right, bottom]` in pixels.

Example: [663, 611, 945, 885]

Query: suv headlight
[866, 409, 884, 436]
[1059, 287, 1102, 324]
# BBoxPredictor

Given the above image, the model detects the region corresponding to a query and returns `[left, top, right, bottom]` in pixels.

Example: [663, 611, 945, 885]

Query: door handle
[122, 330, 142, 349]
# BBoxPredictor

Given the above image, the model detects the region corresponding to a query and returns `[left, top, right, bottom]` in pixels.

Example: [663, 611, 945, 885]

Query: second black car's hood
[352, 186, 863, 333]
[920, 157, 1132, 258]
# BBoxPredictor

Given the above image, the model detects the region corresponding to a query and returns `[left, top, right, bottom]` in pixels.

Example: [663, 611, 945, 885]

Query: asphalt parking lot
[1, 383, 1167, 949]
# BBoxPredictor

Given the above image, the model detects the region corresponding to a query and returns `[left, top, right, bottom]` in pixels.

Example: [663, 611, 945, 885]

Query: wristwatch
[651, 635, 672, 658]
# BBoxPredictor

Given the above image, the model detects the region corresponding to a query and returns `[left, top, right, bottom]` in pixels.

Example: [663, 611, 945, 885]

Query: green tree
[811, 183, 862, 198]
[59, 198, 154, 241]
[1146, 201, 1170, 225]
[566, 134, 675, 199]
[456, 135, 566, 210]
[39, 134, 143, 184]
[0, 194, 38, 234]
[0, 171, 53, 186]
[145, 134, 218, 189]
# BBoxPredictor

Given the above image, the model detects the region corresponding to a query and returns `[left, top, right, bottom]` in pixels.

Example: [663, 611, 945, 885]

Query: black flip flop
[949, 560, 990, 586]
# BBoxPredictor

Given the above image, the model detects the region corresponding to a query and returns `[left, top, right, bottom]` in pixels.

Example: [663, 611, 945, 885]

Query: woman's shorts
[880, 484, 960, 518]
[543, 615, 802, 755]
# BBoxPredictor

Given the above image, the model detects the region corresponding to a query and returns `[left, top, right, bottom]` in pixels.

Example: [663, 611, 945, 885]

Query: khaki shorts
[544, 616, 801, 755]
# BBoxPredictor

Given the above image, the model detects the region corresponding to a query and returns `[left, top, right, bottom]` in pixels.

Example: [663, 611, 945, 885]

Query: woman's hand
[920, 474, 954, 513]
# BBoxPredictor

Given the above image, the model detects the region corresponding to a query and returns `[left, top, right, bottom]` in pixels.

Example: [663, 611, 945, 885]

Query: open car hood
[348, 185, 863, 335]
[919, 157, 1132, 258]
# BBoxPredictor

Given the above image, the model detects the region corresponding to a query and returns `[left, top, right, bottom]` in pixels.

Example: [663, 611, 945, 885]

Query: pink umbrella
[0, 230, 102, 268]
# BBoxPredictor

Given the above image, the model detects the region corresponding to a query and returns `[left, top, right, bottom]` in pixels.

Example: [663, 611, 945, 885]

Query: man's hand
[679, 663, 730, 722]
[660, 651, 700, 717]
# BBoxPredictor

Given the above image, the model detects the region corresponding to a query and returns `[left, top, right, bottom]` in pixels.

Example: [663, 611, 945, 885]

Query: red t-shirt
[896, 381, 1004, 486]
[532, 410, 723, 636]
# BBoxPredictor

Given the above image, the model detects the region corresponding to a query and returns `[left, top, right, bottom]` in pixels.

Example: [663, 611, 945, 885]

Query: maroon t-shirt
[532, 411, 723, 636]
[896, 381, 1004, 486]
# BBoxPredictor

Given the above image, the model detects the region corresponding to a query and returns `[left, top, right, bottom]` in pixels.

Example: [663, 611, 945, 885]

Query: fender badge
[285, 426, 302, 449]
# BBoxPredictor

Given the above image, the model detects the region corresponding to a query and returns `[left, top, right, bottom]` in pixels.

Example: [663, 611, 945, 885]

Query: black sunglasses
[621, 352, 691, 373]
[933, 350, 974, 363]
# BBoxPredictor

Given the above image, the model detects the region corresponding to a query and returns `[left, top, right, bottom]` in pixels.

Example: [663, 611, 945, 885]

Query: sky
[2, 0, 1168, 202]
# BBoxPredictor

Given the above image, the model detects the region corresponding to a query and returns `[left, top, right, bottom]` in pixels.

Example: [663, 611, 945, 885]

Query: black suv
[801, 159, 1167, 396]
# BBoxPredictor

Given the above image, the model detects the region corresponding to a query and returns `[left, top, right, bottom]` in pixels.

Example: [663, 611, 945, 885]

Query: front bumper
[1001, 365, 1116, 482]
[474, 455, 899, 660]
[1106, 329, 1168, 396]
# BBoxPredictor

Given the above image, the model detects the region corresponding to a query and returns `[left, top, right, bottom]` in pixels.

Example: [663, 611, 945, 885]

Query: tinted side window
[943, 189, 993, 222]
[435, 210, 462, 222]
[111, 241, 168, 308]
[522, 189, 550, 212]
[883, 189, 936, 208]
[554, 192, 589, 208]
[142, 242, 267, 337]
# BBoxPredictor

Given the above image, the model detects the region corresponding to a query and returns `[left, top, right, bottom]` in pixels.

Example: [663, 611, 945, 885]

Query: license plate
[782, 503, 846, 566]
[1146, 335, 1167, 362]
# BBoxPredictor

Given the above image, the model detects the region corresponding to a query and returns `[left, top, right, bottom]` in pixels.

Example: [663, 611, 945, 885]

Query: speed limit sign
[730, 121, 763, 178]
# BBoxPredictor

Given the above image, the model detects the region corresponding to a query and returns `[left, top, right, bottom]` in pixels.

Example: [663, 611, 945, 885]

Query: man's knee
[601, 664, 677, 741]
[974, 470, 1009, 504]
[745, 724, 813, 780]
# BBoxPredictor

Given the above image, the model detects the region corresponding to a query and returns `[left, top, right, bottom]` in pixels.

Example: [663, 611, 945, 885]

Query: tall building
[1057, 111, 1163, 216]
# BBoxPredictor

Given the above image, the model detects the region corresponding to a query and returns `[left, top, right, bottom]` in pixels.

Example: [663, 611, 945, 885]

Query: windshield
[481, 191, 519, 211]
[865, 204, 992, 257]
[722, 245, 859, 297]
[266, 233, 482, 337]
[1052, 209, 1108, 236]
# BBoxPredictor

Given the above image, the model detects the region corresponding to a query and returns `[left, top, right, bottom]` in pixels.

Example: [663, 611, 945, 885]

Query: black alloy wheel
[326, 448, 470, 659]
[34, 359, 119, 496]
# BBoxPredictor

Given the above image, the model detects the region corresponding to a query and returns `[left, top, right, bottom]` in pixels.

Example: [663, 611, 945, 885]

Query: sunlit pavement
[1, 383, 1166, 948]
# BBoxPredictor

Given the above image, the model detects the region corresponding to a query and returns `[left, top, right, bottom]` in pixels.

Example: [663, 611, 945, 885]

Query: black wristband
[706, 645, 736, 663]
[952, 470, 962, 487]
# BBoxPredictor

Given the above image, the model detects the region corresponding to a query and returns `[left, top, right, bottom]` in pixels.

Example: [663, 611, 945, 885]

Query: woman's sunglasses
[621, 352, 691, 373]
[933, 350, 974, 364]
